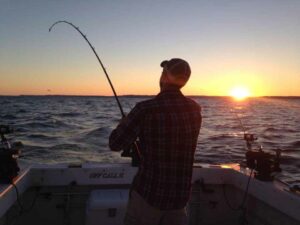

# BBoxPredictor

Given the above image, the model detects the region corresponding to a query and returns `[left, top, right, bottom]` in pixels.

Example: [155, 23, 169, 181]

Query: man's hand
[117, 115, 129, 126]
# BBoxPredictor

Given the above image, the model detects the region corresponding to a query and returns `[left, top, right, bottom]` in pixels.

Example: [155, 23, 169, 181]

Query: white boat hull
[0, 162, 299, 225]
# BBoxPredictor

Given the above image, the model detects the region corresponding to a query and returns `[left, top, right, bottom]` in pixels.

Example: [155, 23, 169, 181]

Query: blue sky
[0, 0, 300, 96]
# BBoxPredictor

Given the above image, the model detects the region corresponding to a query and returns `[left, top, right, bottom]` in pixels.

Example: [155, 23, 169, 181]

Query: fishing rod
[49, 21, 140, 166]
[230, 106, 281, 179]
[225, 105, 282, 225]
[230, 108, 257, 151]
[233, 110, 246, 135]
[49, 20, 125, 117]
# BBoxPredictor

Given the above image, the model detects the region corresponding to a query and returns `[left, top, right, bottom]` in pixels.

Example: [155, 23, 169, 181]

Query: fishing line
[231, 109, 247, 135]
[229, 105, 262, 150]
[222, 101, 256, 225]
[6, 183, 40, 225]
[222, 169, 254, 210]
[11, 183, 23, 213]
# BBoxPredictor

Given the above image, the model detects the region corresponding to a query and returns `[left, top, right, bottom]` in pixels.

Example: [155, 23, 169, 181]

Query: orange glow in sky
[1, 1, 300, 96]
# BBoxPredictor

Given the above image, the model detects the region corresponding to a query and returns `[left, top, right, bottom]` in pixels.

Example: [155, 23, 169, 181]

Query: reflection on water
[0, 96, 299, 184]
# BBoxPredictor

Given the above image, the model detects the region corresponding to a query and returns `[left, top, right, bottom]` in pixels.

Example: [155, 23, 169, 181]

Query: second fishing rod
[49, 20, 140, 166]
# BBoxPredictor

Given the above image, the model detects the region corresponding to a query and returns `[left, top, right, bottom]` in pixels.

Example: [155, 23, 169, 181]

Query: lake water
[0, 96, 299, 185]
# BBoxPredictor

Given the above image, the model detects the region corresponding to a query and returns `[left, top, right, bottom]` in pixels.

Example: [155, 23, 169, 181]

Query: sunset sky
[0, 0, 300, 96]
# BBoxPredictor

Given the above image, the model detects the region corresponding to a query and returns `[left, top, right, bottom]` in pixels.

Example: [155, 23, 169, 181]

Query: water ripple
[0, 96, 299, 184]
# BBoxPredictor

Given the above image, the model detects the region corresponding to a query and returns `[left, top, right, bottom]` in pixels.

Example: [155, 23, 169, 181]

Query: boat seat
[85, 189, 129, 225]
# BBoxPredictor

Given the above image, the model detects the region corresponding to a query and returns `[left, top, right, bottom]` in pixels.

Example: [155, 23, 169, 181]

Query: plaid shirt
[109, 89, 201, 210]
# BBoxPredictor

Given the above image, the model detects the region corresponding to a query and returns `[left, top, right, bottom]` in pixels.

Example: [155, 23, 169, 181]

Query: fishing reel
[121, 141, 141, 167]
[244, 133, 282, 181]
[0, 125, 21, 184]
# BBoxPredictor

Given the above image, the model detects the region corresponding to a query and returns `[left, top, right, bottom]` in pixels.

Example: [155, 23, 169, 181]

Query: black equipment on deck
[0, 125, 21, 184]
[244, 133, 281, 181]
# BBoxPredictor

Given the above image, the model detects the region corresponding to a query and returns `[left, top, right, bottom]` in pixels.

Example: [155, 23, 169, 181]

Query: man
[109, 58, 202, 225]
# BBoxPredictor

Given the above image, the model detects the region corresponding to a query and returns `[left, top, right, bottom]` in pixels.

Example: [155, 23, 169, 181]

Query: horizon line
[0, 94, 300, 98]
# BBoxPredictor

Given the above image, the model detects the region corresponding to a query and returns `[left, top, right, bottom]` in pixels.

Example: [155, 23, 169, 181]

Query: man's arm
[109, 103, 143, 151]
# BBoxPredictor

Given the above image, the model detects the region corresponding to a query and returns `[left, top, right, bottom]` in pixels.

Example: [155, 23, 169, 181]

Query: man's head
[159, 58, 191, 90]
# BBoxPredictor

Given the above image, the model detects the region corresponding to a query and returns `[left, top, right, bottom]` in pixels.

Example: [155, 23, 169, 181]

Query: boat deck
[0, 163, 299, 225]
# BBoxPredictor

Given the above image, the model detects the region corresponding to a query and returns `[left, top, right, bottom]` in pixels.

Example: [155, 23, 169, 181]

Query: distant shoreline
[0, 95, 299, 98]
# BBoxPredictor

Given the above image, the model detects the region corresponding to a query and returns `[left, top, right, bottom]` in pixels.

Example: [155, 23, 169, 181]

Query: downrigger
[244, 133, 282, 181]
[0, 125, 21, 184]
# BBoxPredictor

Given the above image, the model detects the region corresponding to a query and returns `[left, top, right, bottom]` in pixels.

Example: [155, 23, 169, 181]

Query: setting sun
[229, 87, 251, 100]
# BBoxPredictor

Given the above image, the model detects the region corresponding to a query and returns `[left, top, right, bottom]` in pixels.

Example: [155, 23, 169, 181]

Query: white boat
[0, 161, 299, 225]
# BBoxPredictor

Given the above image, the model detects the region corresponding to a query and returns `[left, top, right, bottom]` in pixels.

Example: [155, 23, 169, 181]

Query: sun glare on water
[230, 87, 250, 101]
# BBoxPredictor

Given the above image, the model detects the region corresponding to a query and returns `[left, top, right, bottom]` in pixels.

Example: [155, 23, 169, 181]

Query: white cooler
[86, 189, 129, 225]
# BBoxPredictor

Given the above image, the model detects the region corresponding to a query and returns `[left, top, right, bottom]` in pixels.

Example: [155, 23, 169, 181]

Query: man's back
[109, 89, 201, 210]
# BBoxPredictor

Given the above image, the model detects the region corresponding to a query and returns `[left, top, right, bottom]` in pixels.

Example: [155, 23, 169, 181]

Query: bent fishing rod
[49, 20, 125, 117]
[49, 21, 140, 165]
